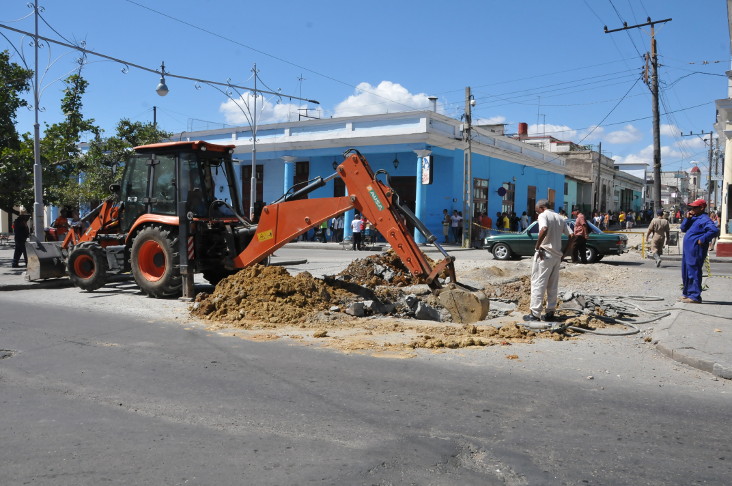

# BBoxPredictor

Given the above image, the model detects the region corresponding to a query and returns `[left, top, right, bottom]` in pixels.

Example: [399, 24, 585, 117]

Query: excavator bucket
[438, 285, 490, 324]
[25, 240, 67, 281]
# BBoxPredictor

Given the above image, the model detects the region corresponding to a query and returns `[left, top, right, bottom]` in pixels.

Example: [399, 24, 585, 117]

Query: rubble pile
[335, 251, 431, 288]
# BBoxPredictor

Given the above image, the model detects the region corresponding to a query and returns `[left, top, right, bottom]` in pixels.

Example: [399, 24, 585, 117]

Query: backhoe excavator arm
[232, 150, 456, 289]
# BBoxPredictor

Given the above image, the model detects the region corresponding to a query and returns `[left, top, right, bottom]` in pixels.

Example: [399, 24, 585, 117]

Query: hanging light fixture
[156, 62, 169, 97]
[332, 159, 338, 170]
[392, 154, 399, 169]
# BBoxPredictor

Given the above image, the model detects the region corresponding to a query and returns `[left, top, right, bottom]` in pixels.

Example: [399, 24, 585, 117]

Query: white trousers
[530, 251, 561, 317]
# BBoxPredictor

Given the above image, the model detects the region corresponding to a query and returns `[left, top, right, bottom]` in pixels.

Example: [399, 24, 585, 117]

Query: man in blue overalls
[679, 199, 719, 304]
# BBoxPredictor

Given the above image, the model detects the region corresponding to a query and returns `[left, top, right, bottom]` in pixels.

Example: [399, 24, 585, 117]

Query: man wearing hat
[679, 199, 719, 303]
[645, 208, 670, 267]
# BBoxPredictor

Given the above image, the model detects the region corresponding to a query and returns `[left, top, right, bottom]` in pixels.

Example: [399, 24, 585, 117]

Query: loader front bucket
[26, 240, 67, 281]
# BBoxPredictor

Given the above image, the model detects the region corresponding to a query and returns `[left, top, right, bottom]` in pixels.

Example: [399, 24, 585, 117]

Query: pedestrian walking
[11, 212, 30, 268]
[572, 210, 589, 264]
[524, 199, 574, 325]
[679, 199, 719, 304]
[645, 209, 670, 267]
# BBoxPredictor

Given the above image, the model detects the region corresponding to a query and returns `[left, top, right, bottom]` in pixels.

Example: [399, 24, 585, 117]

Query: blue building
[179, 110, 568, 244]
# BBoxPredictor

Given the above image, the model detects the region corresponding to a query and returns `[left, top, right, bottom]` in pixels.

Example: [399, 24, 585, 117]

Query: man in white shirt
[525, 199, 573, 326]
[351, 214, 363, 250]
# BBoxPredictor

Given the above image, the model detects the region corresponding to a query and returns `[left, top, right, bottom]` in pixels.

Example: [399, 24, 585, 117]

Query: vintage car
[483, 218, 627, 263]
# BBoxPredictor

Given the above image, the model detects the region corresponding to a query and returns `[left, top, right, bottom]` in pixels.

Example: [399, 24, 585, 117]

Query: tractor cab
[120, 141, 241, 233]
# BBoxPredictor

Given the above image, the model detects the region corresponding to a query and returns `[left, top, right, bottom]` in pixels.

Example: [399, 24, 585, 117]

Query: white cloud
[604, 124, 642, 144]
[527, 123, 604, 144]
[476, 115, 506, 125]
[333, 81, 437, 117]
[528, 123, 575, 139]
[613, 144, 687, 166]
[660, 123, 680, 137]
[220, 92, 311, 125]
[674, 136, 706, 149]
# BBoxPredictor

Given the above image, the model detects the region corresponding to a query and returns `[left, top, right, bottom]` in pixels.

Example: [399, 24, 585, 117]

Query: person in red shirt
[479, 212, 492, 239]
[572, 211, 589, 264]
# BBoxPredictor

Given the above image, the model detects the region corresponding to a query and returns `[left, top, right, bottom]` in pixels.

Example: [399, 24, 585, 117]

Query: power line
[0, 22, 318, 105]
[123, 0, 420, 114]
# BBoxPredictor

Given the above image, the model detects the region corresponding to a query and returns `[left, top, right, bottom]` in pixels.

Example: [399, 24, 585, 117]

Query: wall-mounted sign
[421, 156, 433, 185]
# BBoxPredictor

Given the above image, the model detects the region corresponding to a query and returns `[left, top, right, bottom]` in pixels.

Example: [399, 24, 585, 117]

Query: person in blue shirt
[679, 199, 720, 303]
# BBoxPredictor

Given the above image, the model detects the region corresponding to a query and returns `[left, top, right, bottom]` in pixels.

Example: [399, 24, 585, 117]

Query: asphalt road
[2, 284, 730, 485]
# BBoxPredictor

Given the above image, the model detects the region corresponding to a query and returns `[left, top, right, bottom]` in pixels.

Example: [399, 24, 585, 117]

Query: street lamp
[156, 62, 169, 97]
[392, 154, 399, 169]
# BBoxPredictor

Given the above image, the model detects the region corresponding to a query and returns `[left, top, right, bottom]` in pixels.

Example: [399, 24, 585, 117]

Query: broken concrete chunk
[404, 294, 419, 310]
[414, 302, 441, 321]
[345, 302, 365, 317]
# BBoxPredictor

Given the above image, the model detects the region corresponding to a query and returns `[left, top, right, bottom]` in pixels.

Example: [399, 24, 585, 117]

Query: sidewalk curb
[653, 310, 732, 380]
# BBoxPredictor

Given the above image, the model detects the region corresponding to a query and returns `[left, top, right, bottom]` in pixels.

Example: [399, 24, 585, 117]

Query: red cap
[688, 198, 707, 207]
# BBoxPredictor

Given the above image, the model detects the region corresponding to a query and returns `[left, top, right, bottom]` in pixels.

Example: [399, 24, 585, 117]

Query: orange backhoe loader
[27, 142, 487, 322]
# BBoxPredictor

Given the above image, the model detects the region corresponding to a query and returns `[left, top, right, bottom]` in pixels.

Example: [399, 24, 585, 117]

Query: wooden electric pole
[605, 17, 671, 211]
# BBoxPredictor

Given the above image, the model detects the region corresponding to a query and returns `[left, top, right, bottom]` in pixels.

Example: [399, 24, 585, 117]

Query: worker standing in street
[679, 199, 719, 304]
[645, 208, 670, 267]
[524, 199, 574, 325]
[351, 214, 363, 251]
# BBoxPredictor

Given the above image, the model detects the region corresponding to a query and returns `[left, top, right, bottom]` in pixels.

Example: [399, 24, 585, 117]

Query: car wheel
[585, 246, 598, 263]
[491, 243, 512, 260]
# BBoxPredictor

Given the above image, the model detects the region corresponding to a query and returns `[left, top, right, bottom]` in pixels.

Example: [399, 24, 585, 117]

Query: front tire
[130, 225, 181, 297]
[491, 243, 512, 260]
[67, 242, 108, 291]
[585, 246, 598, 263]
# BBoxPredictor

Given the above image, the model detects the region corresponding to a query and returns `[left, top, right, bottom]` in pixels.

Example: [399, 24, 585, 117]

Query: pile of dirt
[192, 265, 355, 324]
[190, 253, 574, 355]
[484, 276, 532, 312]
[335, 251, 432, 288]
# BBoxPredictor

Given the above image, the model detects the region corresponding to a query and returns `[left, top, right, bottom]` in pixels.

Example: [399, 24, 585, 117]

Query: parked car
[483, 218, 627, 263]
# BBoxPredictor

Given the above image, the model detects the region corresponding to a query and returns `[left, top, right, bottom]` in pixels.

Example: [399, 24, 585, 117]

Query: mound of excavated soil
[190, 254, 574, 356]
[191, 265, 355, 324]
[336, 251, 431, 288]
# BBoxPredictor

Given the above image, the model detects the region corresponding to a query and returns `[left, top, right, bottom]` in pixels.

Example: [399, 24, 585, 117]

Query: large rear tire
[67, 242, 108, 291]
[130, 225, 181, 298]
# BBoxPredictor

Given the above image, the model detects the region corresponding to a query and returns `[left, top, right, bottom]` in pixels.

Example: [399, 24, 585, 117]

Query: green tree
[0, 50, 33, 214]
[42, 72, 100, 208]
[76, 120, 171, 206]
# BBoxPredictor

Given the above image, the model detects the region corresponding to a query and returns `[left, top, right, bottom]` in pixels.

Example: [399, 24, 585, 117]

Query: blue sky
[1, 0, 729, 179]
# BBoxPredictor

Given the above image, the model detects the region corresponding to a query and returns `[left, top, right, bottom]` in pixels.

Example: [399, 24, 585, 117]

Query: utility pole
[462, 87, 474, 248]
[605, 17, 671, 212]
[31, 3, 44, 240]
[250, 63, 257, 221]
[595, 142, 602, 211]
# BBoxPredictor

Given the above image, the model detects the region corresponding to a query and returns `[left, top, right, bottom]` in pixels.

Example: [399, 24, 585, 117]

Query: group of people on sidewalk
[524, 198, 721, 327]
